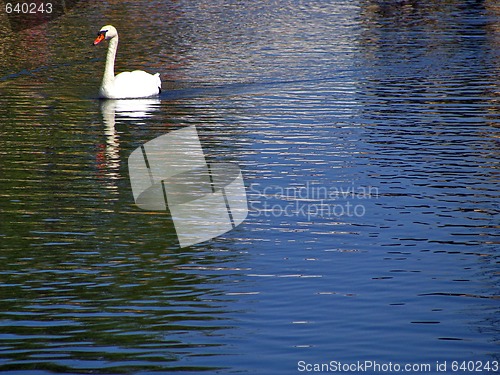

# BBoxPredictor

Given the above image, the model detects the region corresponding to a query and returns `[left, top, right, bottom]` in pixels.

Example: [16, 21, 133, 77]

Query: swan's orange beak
[93, 33, 105, 46]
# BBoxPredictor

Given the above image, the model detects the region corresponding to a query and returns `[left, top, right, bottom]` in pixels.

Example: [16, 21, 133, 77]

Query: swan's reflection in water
[99, 98, 161, 179]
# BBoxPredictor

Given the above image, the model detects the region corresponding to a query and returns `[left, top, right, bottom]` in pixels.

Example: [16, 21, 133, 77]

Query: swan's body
[93, 25, 161, 99]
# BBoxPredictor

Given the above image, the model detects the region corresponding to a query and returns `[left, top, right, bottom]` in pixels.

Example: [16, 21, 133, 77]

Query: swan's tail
[154, 73, 162, 94]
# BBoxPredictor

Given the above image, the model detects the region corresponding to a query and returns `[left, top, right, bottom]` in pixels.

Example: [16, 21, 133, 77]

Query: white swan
[93, 25, 161, 99]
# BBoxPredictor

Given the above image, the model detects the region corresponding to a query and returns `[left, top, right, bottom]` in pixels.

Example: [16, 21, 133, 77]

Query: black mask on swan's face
[93, 25, 117, 45]
[93, 30, 107, 45]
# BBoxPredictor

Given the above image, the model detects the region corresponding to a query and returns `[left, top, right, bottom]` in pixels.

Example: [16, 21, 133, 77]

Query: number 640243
[5, 2, 53, 14]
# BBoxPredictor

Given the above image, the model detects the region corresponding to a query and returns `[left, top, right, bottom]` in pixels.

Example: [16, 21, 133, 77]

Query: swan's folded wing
[114, 70, 162, 98]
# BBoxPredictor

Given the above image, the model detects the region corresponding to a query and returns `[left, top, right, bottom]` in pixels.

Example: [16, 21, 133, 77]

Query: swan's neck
[102, 36, 118, 87]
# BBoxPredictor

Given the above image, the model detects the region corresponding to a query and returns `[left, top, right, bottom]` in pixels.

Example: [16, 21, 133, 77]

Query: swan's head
[93, 25, 117, 45]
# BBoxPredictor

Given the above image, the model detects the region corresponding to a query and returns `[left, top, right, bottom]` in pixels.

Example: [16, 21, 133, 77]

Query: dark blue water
[0, 1, 499, 374]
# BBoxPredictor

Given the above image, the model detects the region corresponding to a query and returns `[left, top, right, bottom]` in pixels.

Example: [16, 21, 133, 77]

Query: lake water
[0, 1, 499, 374]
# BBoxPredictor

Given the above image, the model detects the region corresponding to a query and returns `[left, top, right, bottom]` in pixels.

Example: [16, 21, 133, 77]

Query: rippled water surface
[0, 1, 499, 374]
